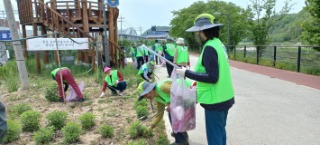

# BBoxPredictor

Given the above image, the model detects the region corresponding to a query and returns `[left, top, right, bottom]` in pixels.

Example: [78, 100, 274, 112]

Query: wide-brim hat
[176, 38, 185, 45]
[186, 13, 223, 32]
[138, 82, 157, 101]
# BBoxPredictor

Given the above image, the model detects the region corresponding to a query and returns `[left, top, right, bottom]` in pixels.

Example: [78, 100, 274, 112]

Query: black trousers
[166, 59, 174, 77]
[136, 57, 144, 70]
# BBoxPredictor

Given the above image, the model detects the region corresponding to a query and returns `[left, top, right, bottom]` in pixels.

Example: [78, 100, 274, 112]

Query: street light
[214, 12, 230, 53]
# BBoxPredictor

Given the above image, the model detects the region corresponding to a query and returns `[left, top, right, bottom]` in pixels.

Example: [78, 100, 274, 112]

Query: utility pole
[137, 26, 143, 36]
[3, 0, 29, 90]
[118, 15, 124, 45]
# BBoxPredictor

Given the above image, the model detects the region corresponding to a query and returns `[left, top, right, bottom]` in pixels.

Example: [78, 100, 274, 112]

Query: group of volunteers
[49, 13, 234, 145]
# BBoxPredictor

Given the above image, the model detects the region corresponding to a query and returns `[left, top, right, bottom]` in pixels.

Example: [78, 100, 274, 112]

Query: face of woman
[144, 90, 156, 100]
[195, 31, 207, 43]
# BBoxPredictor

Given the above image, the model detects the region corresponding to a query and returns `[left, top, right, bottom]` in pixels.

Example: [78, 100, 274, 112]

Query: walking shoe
[119, 91, 124, 96]
[170, 142, 189, 145]
[76, 98, 85, 102]
[110, 91, 118, 96]
[59, 98, 64, 102]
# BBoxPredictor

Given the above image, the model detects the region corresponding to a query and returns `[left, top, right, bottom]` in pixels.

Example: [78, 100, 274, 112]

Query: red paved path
[230, 60, 320, 90]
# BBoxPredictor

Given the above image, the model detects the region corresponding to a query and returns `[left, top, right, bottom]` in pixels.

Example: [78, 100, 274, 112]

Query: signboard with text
[27, 38, 89, 51]
[0, 30, 12, 40]
[107, 0, 119, 7]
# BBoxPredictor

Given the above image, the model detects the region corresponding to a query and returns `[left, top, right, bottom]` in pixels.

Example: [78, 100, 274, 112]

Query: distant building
[141, 26, 172, 40]
[118, 27, 144, 41]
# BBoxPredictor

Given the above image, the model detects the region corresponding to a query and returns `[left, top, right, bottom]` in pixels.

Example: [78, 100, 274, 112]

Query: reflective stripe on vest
[165, 43, 175, 57]
[194, 38, 234, 104]
[105, 70, 119, 87]
[176, 46, 189, 64]
[51, 67, 68, 77]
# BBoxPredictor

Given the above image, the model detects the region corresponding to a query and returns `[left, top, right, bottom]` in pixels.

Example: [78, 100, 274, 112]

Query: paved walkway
[155, 54, 320, 145]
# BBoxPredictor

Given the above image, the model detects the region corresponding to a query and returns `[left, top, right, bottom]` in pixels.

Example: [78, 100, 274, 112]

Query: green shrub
[136, 105, 149, 118]
[33, 126, 55, 144]
[46, 110, 68, 130]
[45, 85, 60, 102]
[20, 110, 41, 132]
[134, 99, 148, 108]
[2, 119, 22, 143]
[128, 121, 152, 138]
[98, 125, 114, 138]
[12, 103, 32, 116]
[79, 113, 95, 130]
[156, 134, 170, 145]
[126, 139, 147, 145]
[6, 76, 19, 92]
[61, 122, 82, 144]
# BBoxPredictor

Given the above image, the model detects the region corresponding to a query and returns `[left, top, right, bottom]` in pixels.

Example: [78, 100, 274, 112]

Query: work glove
[176, 67, 187, 77]
[114, 80, 119, 85]
[99, 92, 105, 98]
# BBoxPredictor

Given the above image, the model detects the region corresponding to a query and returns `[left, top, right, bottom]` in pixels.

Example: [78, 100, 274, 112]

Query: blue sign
[0, 30, 12, 40]
[107, 0, 119, 7]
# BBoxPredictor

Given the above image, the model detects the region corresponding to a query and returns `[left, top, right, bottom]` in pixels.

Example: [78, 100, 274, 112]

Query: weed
[12, 103, 32, 116]
[156, 134, 170, 145]
[128, 121, 152, 138]
[33, 126, 55, 144]
[45, 85, 60, 102]
[107, 109, 118, 117]
[20, 110, 41, 132]
[136, 105, 149, 118]
[98, 125, 114, 138]
[61, 122, 82, 144]
[126, 117, 133, 124]
[79, 112, 95, 130]
[2, 119, 22, 143]
[134, 99, 148, 108]
[46, 110, 68, 130]
[126, 139, 147, 145]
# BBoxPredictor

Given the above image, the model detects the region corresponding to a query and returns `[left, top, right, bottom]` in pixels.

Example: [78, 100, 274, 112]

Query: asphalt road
[153, 54, 320, 145]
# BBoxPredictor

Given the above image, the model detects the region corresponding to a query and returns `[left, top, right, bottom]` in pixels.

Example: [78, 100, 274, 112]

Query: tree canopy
[169, 1, 251, 50]
[301, 0, 320, 47]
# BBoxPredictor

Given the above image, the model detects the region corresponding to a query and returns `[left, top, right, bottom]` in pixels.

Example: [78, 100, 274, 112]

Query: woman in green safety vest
[163, 38, 176, 77]
[51, 67, 84, 102]
[174, 37, 190, 68]
[135, 42, 145, 69]
[138, 61, 155, 82]
[176, 13, 235, 145]
[99, 66, 127, 97]
[138, 79, 195, 145]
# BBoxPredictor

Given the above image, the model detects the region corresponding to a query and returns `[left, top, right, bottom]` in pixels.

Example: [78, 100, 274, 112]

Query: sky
[0, 0, 305, 34]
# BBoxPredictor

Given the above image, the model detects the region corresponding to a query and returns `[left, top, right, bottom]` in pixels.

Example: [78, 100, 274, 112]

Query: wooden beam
[33, 23, 41, 73]
[22, 25, 28, 59]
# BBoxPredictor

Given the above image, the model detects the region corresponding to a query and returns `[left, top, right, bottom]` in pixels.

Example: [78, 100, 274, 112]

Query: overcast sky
[1, 0, 305, 34]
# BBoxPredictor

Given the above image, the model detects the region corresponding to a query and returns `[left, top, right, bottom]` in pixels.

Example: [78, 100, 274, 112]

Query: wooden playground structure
[16, 0, 124, 72]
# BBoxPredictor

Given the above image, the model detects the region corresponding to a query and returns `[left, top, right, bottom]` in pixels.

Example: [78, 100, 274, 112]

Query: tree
[301, 0, 320, 50]
[248, 0, 291, 57]
[169, 1, 251, 51]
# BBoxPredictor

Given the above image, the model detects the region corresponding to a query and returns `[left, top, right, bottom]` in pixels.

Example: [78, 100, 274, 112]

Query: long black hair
[202, 26, 220, 40]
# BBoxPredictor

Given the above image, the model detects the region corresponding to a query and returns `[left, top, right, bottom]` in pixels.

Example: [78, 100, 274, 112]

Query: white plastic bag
[66, 81, 85, 102]
[133, 59, 138, 68]
[170, 71, 196, 133]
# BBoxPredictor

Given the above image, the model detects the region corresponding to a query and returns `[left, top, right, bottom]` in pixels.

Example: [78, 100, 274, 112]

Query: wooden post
[22, 25, 28, 59]
[82, 0, 90, 63]
[33, 23, 41, 73]
[108, 7, 115, 65]
[41, 25, 49, 64]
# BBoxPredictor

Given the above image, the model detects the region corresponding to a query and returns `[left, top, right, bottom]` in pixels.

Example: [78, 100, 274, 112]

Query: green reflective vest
[165, 43, 175, 57]
[51, 67, 68, 77]
[194, 38, 234, 104]
[135, 46, 144, 57]
[176, 46, 189, 64]
[155, 43, 163, 52]
[105, 70, 119, 87]
[138, 63, 149, 75]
